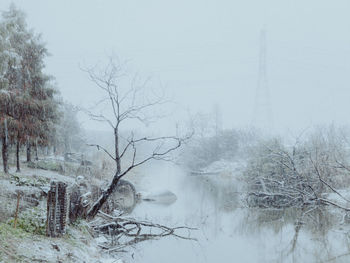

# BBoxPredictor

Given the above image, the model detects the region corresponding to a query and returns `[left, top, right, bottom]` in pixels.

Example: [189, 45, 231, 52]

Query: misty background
[1, 0, 349, 133]
[1, 2, 350, 262]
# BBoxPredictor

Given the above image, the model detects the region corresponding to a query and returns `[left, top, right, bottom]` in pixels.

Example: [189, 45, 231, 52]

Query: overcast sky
[1, 0, 350, 134]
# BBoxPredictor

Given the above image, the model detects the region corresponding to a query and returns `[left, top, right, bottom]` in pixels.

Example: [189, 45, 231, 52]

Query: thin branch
[319, 198, 350, 211]
[81, 108, 115, 129]
[310, 155, 350, 203]
[89, 212, 197, 251]
[87, 144, 116, 162]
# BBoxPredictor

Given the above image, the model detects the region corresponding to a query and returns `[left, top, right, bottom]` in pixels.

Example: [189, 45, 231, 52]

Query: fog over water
[128, 163, 350, 263]
[1, 1, 350, 262]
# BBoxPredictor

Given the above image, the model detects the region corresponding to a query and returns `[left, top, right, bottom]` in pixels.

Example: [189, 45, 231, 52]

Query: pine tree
[0, 5, 60, 173]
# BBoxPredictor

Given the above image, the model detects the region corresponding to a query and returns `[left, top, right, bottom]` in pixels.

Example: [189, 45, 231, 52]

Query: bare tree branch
[88, 212, 197, 252]
[87, 143, 116, 162]
[82, 57, 191, 219]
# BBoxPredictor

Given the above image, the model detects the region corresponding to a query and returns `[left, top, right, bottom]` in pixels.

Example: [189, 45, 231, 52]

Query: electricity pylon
[252, 28, 273, 132]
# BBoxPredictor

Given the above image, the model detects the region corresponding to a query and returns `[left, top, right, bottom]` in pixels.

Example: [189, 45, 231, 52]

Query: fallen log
[88, 211, 197, 252]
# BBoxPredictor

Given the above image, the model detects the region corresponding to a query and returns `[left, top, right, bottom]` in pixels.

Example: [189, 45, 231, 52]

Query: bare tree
[82, 58, 190, 218]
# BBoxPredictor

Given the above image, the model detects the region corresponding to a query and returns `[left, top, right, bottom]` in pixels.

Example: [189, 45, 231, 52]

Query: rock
[104, 180, 137, 213]
[142, 190, 177, 205]
[51, 243, 60, 251]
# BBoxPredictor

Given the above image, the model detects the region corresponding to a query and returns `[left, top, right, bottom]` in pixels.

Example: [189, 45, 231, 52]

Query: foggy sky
[1, 0, 350, 134]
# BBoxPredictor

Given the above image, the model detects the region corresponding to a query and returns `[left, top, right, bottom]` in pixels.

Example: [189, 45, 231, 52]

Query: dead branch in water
[88, 211, 197, 252]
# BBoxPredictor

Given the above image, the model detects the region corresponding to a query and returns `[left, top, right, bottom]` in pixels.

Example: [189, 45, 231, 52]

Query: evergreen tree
[0, 5, 60, 172]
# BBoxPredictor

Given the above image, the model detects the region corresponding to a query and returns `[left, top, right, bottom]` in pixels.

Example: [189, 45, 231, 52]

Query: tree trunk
[2, 119, 9, 173]
[87, 172, 121, 219]
[35, 139, 38, 161]
[26, 139, 31, 162]
[87, 127, 122, 219]
[16, 138, 20, 172]
[114, 127, 121, 174]
[2, 138, 8, 173]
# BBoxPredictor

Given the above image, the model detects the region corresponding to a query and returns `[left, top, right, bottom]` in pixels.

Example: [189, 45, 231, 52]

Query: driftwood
[88, 211, 196, 252]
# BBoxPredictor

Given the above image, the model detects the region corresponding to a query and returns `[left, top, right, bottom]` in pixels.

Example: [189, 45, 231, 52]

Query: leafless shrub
[244, 126, 350, 209]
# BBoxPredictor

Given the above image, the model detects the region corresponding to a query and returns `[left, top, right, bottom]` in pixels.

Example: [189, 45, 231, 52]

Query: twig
[87, 144, 116, 162]
[325, 252, 350, 262]
[319, 198, 350, 211]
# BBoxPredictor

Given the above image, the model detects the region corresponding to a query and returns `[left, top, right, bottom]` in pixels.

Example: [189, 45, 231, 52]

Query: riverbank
[0, 162, 123, 263]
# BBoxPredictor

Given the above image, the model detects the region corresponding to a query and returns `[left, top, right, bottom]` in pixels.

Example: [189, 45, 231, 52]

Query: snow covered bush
[244, 126, 350, 208]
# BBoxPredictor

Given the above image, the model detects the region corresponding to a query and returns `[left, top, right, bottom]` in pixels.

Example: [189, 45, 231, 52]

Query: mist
[1, 1, 350, 263]
[2, 0, 349, 134]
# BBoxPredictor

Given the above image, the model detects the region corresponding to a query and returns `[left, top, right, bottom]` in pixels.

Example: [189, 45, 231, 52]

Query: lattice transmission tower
[252, 29, 273, 132]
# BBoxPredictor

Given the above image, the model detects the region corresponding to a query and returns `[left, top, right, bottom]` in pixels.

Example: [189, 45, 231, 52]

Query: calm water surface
[123, 163, 350, 263]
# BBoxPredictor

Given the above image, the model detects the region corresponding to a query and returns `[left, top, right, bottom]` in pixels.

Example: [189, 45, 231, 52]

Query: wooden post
[46, 181, 68, 237]
[14, 192, 20, 228]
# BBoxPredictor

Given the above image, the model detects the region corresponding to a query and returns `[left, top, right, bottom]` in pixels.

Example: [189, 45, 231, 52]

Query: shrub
[27, 160, 64, 173]
[8, 207, 46, 235]
[244, 127, 350, 208]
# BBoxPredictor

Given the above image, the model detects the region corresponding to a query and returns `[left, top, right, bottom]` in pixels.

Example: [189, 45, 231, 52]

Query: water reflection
[127, 164, 350, 263]
[235, 203, 350, 262]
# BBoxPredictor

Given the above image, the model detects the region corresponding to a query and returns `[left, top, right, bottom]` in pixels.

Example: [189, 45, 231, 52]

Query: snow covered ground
[0, 163, 123, 263]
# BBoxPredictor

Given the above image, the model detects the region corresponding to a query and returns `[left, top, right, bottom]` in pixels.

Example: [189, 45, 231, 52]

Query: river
[122, 163, 350, 263]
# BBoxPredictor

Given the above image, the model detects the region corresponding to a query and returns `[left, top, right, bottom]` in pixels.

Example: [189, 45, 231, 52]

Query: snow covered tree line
[0, 5, 83, 173]
[181, 110, 259, 171]
[183, 117, 350, 210]
[54, 102, 85, 155]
